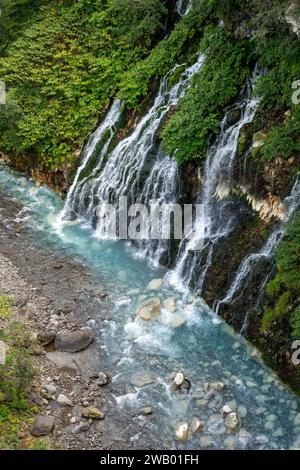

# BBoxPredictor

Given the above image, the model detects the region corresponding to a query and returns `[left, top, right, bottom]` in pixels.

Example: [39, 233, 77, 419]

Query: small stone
[139, 407, 152, 416]
[175, 422, 189, 442]
[54, 330, 93, 353]
[131, 371, 156, 388]
[256, 434, 269, 444]
[225, 412, 240, 433]
[82, 406, 105, 420]
[32, 394, 44, 407]
[191, 417, 205, 434]
[237, 405, 248, 418]
[70, 417, 77, 424]
[57, 394, 73, 407]
[98, 372, 110, 386]
[30, 415, 55, 437]
[199, 435, 213, 447]
[174, 372, 185, 387]
[147, 279, 164, 290]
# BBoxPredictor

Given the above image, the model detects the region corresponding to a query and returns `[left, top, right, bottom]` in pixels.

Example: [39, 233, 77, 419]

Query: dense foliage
[262, 210, 300, 338]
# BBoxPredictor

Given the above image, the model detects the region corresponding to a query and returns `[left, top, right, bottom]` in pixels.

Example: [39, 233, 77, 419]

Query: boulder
[30, 415, 55, 437]
[0, 340, 7, 366]
[37, 330, 56, 347]
[54, 330, 93, 353]
[131, 371, 157, 388]
[137, 298, 161, 321]
[175, 422, 189, 442]
[225, 412, 240, 433]
[82, 406, 105, 420]
[226, 108, 241, 128]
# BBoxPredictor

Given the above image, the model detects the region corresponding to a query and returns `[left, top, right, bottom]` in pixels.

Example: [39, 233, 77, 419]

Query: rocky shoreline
[0, 189, 162, 450]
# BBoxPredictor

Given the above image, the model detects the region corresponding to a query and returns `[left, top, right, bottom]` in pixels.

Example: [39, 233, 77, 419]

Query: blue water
[1, 167, 300, 450]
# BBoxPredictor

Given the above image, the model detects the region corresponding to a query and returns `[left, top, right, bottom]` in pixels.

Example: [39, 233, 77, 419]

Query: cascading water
[59, 99, 123, 222]
[175, 0, 191, 16]
[215, 177, 300, 319]
[169, 70, 260, 293]
[61, 54, 204, 264]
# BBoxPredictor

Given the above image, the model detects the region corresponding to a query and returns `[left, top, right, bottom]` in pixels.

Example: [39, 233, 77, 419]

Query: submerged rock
[54, 330, 93, 353]
[30, 415, 55, 436]
[147, 279, 164, 290]
[225, 412, 240, 433]
[163, 298, 177, 312]
[131, 371, 157, 388]
[175, 422, 189, 442]
[191, 417, 205, 434]
[137, 297, 161, 321]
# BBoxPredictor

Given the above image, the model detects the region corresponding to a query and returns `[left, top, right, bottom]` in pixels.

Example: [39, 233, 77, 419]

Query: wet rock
[253, 131, 268, 153]
[54, 330, 93, 353]
[0, 340, 7, 365]
[226, 108, 241, 128]
[98, 372, 110, 386]
[191, 417, 205, 434]
[224, 412, 240, 433]
[82, 406, 105, 420]
[237, 405, 248, 418]
[131, 371, 157, 388]
[147, 279, 164, 290]
[174, 372, 185, 387]
[199, 435, 213, 447]
[163, 298, 177, 312]
[171, 372, 191, 393]
[30, 415, 55, 437]
[137, 298, 161, 321]
[139, 406, 152, 416]
[57, 394, 73, 407]
[169, 314, 185, 328]
[73, 421, 90, 434]
[256, 434, 269, 444]
[175, 422, 189, 442]
[37, 330, 56, 347]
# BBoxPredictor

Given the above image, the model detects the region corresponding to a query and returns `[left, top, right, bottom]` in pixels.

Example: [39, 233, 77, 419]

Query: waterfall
[175, 0, 192, 16]
[61, 54, 204, 263]
[215, 177, 300, 317]
[169, 70, 260, 292]
[59, 99, 123, 223]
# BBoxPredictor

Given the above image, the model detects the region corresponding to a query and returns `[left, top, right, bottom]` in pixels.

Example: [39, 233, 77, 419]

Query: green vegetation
[262, 210, 300, 337]
[0, 0, 168, 168]
[161, 25, 251, 163]
[0, 292, 36, 450]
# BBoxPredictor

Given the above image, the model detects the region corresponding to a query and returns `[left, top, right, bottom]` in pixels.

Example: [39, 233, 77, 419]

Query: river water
[0, 167, 300, 450]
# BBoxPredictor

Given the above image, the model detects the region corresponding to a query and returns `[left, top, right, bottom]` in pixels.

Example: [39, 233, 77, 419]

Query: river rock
[175, 422, 189, 442]
[0, 340, 7, 365]
[170, 314, 185, 328]
[191, 417, 205, 434]
[37, 330, 56, 347]
[30, 415, 55, 437]
[224, 436, 237, 449]
[174, 372, 185, 387]
[147, 279, 164, 290]
[222, 405, 233, 417]
[237, 405, 248, 418]
[82, 406, 105, 420]
[226, 108, 242, 128]
[225, 412, 240, 433]
[73, 421, 90, 434]
[41, 383, 56, 399]
[211, 382, 225, 392]
[98, 372, 110, 386]
[163, 298, 177, 312]
[54, 330, 93, 353]
[131, 371, 157, 388]
[137, 298, 161, 321]
[57, 394, 73, 406]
